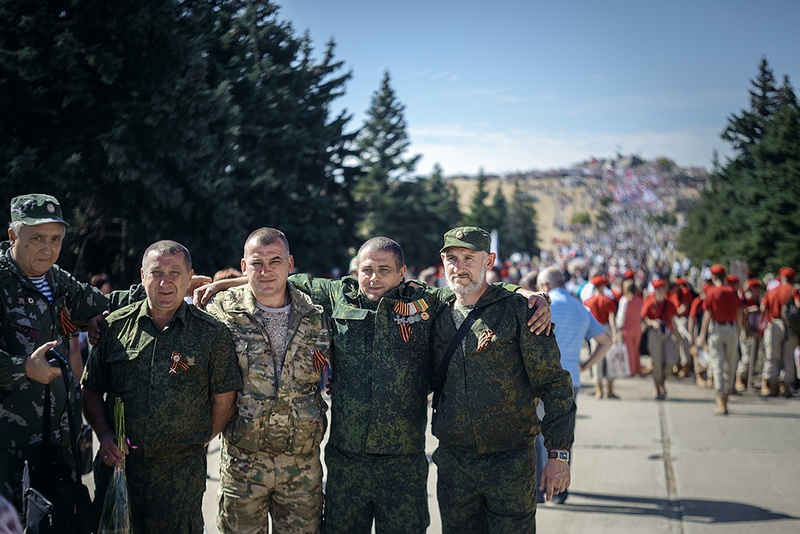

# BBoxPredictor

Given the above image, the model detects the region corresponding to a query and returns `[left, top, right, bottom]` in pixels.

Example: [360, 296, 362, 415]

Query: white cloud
[410, 123, 732, 175]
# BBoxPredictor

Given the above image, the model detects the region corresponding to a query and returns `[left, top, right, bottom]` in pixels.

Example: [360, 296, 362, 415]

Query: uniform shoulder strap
[432, 305, 486, 414]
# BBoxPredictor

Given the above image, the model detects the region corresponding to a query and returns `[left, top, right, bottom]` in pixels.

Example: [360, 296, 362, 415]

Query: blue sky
[278, 0, 800, 175]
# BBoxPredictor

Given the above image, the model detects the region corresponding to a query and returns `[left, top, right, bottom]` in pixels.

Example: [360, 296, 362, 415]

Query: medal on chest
[169, 351, 190, 374]
[392, 298, 430, 343]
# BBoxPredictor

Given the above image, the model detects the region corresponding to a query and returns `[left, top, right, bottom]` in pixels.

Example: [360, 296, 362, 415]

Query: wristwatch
[548, 449, 570, 462]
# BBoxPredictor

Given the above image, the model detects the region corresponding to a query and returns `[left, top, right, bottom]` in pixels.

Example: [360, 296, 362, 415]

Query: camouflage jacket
[291, 274, 453, 455]
[430, 284, 576, 454]
[0, 242, 109, 449]
[205, 282, 331, 455]
[82, 300, 242, 457]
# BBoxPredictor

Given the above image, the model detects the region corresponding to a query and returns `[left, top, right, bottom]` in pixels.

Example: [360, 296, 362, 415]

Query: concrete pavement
[201, 370, 800, 533]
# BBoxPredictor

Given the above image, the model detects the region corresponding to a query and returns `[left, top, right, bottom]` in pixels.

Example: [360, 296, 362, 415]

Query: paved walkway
[201, 371, 800, 533]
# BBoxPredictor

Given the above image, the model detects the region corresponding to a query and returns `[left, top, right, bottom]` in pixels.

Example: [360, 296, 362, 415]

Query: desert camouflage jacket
[205, 282, 331, 455]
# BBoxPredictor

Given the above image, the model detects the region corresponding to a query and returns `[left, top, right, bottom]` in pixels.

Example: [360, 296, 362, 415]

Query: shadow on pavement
[563, 492, 798, 524]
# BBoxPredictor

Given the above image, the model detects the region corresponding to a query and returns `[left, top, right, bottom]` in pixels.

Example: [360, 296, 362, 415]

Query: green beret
[440, 226, 491, 253]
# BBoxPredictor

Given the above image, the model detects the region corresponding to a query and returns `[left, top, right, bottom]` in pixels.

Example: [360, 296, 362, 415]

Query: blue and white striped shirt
[29, 275, 53, 303]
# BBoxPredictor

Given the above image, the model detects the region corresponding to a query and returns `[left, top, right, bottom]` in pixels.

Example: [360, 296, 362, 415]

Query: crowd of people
[1, 184, 797, 533]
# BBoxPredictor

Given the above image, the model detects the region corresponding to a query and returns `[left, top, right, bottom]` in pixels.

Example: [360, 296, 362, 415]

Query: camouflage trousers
[323, 444, 429, 534]
[433, 444, 537, 534]
[93, 445, 206, 534]
[217, 440, 322, 534]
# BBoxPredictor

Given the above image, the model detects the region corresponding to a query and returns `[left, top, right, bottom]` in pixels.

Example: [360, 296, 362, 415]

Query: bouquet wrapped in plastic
[98, 397, 132, 534]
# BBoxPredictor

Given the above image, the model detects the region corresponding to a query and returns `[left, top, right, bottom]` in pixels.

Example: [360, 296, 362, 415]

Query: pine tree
[209, 1, 359, 275]
[357, 71, 421, 185]
[463, 171, 493, 229]
[0, 0, 360, 280]
[0, 0, 235, 280]
[354, 70, 425, 249]
[504, 179, 540, 258]
[681, 59, 800, 275]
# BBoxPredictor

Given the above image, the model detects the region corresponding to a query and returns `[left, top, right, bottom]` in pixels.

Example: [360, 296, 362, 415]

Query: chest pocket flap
[331, 306, 370, 321]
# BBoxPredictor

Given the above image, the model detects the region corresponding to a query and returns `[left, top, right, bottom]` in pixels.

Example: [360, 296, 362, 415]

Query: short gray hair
[537, 266, 564, 288]
[8, 220, 65, 239]
[8, 221, 24, 237]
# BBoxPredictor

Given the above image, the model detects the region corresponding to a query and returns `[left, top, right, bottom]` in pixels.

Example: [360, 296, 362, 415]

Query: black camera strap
[38, 361, 82, 482]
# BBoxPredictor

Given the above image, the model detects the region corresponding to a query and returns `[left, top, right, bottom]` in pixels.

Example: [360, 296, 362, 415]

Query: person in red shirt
[736, 278, 762, 392]
[687, 283, 711, 387]
[670, 278, 695, 377]
[584, 276, 620, 398]
[760, 267, 798, 397]
[616, 278, 644, 377]
[696, 264, 743, 415]
[641, 279, 678, 399]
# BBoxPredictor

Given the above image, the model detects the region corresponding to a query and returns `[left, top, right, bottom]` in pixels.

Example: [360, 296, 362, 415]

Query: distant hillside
[446, 158, 707, 252]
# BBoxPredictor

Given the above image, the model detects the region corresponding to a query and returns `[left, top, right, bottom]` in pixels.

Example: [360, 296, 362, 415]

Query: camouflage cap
[440, 226, 491, 253]
[10, 194, 69, 227]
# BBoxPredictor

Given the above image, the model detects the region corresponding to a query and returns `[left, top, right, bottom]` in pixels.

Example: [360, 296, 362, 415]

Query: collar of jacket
[228, 281, 322, 318]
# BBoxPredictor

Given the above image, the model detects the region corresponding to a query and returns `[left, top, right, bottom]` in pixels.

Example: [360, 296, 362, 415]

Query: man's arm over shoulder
[289, 274, 340, 316]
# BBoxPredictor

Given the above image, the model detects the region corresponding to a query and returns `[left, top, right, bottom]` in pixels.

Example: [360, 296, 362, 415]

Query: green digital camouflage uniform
[291, 274, 456, 534]
[83, 299, 242, 534]
[430, 284, 575, 534]
[205, 282, 331, 534]
[0, 242, 109, 511]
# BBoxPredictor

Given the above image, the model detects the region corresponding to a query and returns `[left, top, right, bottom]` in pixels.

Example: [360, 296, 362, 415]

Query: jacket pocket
[105, 349, 140, 394]
[290, 396, 324, 455]
[225, 396, 266, 451]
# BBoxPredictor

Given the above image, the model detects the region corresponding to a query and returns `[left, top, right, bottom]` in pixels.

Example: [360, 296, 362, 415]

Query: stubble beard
[447, 266, 486, 299]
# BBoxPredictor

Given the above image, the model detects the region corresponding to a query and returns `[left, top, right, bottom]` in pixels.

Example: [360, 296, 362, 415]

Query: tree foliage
[352, 72, 461, 267]
[0, 0, 358, 282]
[463, 171, 493, 229]
[503, 179, 540, 258]
[681, 58, 800, 275]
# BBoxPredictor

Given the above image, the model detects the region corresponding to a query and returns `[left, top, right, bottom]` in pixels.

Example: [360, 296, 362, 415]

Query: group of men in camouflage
[0, 193, 576, 533]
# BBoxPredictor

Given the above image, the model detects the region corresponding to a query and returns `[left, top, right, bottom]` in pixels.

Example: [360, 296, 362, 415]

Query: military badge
[392, 298, 430, 343]
[477, 329, 496, 352]
[169, 351, 190, 374]
[313, 349, 327, 373]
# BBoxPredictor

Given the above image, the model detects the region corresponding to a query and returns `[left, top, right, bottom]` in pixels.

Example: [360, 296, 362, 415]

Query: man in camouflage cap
[0, 194, 109, 515]
[204, 228, 332, 534]
[195, 234, 553, 533]
[430, 226, 575, 533]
